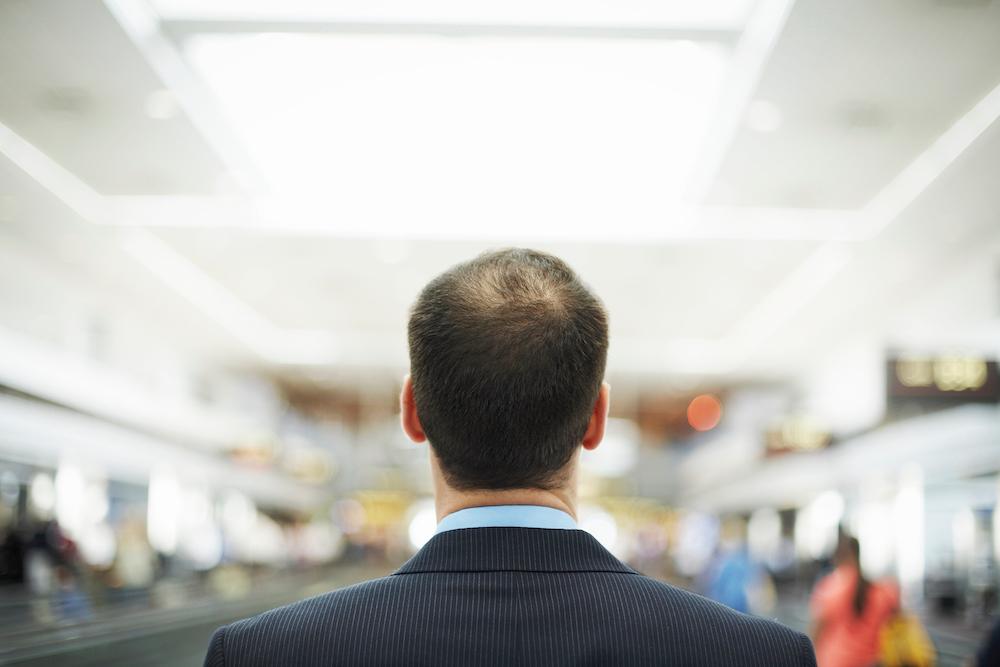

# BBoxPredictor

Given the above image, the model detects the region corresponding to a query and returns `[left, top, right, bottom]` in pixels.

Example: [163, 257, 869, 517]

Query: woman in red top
[811, 536, 899, 667]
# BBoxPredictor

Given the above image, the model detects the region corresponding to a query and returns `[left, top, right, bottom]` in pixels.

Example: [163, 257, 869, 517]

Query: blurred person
[204, 249, 815, 666]
[811, 535, 899, 667]
[112, 517, 155, 590]
[704, 518, 774, 615]
[25, 521, 59, 596]
[0, 525, 25, 584]
[53, 564, 92, 622]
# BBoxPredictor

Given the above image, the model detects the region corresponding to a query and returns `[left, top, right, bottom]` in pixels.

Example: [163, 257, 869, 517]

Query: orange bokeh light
[687, 394, 722, 432]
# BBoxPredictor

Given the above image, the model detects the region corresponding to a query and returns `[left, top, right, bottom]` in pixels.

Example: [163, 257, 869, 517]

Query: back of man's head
[407, 248, 609, 491]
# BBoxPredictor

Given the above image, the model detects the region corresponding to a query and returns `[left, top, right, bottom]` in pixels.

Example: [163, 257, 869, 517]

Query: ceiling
[708, 0, 1000, 209]
[1, 0, 1000, 398]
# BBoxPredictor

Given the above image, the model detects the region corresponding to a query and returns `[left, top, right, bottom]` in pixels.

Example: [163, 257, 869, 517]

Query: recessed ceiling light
[839, 100, 888, 131]
[37, 87, 93, 115]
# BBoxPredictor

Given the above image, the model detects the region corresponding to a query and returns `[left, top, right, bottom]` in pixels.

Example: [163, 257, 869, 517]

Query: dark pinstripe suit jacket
[204, 528, 816, 666]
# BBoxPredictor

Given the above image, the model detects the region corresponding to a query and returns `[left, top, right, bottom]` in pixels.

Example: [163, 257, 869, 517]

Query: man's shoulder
[625, 572, 811, 654]
[207, 571, 815, 666]
[224, 574, 401, 637]
[205, 575, 407, 666]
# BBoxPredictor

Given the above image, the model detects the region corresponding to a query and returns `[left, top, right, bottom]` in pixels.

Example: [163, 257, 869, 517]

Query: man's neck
[429, 449, 580, 522]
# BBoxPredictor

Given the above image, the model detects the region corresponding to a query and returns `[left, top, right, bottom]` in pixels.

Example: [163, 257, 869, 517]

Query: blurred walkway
[0, 565, 387, 666]
[1, 571, 991, 666]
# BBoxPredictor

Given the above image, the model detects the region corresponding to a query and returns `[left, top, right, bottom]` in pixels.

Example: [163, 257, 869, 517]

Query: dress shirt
[435, 504, 577, 533]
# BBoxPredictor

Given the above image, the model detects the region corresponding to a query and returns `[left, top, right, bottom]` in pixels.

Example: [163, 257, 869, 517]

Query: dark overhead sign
[887, 356, 999, 402]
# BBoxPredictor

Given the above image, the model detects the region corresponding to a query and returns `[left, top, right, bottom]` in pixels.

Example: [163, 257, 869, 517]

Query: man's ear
[581, 382, 610, 451]
[400, 374, 427, 443]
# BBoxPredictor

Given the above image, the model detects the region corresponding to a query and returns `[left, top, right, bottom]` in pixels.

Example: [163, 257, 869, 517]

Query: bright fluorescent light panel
[186, 34, 730, 238]
[155, 0, 755, 29]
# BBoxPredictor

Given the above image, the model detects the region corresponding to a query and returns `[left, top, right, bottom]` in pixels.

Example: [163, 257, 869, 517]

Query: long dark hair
[842, 536, 869, 617]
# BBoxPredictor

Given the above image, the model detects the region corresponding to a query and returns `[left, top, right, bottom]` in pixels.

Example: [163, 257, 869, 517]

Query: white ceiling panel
[707, 0, 1000, 209]
[0, 0, 226, 195]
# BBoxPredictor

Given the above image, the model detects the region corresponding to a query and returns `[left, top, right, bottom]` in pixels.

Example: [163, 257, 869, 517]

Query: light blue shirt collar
[435, 505, 577, 534]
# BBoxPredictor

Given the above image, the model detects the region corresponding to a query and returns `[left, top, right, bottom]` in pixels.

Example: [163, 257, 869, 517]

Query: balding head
[407, 248, 609, 490]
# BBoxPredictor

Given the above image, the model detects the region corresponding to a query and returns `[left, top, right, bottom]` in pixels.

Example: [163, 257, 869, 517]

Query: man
[204, 249, 816, 666]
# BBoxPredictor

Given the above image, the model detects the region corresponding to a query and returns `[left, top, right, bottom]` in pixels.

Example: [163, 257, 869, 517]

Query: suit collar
[394, 526, 637, 575]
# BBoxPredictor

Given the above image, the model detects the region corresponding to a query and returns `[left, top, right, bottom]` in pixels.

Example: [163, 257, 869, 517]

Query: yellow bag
[879, 612, 936, 667]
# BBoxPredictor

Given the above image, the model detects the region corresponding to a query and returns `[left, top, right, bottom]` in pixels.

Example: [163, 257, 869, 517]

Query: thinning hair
[407, 248, 609, 490]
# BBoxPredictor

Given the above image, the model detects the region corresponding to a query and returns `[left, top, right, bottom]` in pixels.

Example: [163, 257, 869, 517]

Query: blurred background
[1, 0, 999, 664]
